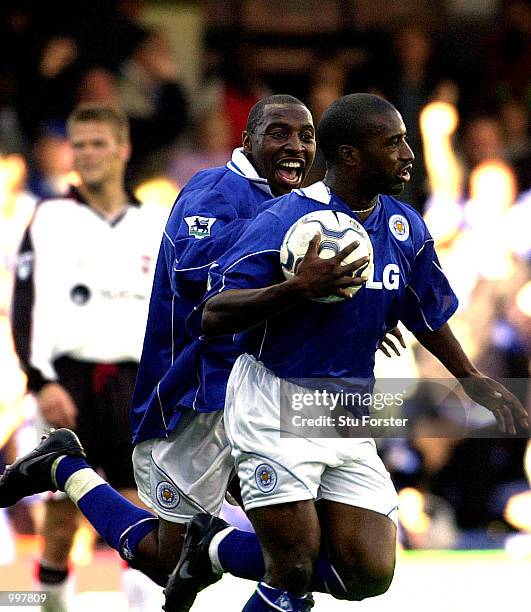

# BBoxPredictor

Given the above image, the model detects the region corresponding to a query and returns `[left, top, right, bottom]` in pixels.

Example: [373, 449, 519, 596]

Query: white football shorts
[225, 354, 398, 524]
[133, 410, 234, 523]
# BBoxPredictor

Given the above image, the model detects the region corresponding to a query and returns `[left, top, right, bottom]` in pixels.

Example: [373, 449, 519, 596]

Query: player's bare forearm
[413, 323, 478, 378]
[202, 279, 306, 336]
[414, 323, 528, 433]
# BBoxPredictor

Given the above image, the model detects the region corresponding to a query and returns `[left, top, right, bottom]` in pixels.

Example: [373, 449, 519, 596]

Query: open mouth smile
[275, 159, 305, 186]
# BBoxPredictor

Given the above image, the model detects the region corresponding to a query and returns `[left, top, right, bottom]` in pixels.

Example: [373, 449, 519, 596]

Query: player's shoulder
[178, 165, 257, 208]
[183, 163, 261, 195]
[182, 164, 230, 191]
[262, 183, 328, 226]
[126, 202, 168, 232]
[170, 165, 271, 235]
[31, 192, 84, 224]
[380, 195, 428, 241]
[34, 194, 77, 211]
[381, 195, 424, 222]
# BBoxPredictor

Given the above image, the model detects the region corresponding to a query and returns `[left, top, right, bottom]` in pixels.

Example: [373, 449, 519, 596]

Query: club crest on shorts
[255, 463, 277, 493]
[156, 481, 180, 509]
[184, 216, 217, 239]
[389, 214, 409, 241]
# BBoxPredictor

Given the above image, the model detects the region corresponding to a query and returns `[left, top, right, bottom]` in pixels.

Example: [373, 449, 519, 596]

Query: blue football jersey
[130, 149, 274, 444]
[205, 181, 458, 382]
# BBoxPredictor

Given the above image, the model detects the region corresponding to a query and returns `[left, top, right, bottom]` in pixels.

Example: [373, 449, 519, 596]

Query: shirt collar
[66, 185, 141, 207]
[294, 181, 382, 231]
[293, 181, 331, 204]
[227, 148, 273, 196]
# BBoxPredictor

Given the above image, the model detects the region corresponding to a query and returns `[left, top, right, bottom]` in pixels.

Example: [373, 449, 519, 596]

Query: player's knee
[353, 570, 393, 600]
[267, 559, 314, 594]
[343, 560, 395, 601]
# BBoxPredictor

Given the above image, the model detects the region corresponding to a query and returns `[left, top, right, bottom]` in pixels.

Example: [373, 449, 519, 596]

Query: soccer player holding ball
[200, 93, 528, 611]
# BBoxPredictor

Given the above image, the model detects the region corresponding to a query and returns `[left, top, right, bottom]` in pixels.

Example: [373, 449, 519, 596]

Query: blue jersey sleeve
[207, 210, 286, 295]
[400, 229, 458, 332]
[187, 210, 286, 337]
[165, 190, 254, 303]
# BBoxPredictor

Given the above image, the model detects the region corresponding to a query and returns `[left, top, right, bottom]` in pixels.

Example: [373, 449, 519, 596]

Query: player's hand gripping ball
[280, 210, 373, 302]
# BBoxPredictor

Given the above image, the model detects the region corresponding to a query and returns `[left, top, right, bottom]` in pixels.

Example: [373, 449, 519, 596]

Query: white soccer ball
[280, 209, 373, 303]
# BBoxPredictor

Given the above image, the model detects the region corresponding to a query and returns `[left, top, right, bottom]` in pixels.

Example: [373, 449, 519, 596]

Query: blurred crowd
[0, 0, 529, 555]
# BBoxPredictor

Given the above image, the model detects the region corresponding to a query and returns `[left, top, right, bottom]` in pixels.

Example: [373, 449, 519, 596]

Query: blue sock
[218, 529, 265, 580]
[243, 583, 313, 611]
[54, 457, 158, 562]
[217, 529, 345, 597]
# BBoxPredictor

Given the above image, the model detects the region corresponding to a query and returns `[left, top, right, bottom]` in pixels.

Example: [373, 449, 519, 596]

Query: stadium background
[0, 0, 529, 610]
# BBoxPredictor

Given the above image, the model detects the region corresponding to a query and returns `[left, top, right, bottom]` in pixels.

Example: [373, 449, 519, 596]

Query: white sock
[121, 566, 164, 612]
[54, 462, 106, 505]
[208, 526, 235, 574]
[36, 568, 74, 612]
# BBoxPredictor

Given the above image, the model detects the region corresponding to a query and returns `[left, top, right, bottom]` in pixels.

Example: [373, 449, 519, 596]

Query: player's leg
[1, 355, 165, 585]
[93, 361, 169, 585]
[52, 449, 164, 581]
[135, 409, 235, 604]
[237, 501, 318, 612]
[248, 501, 320, 593]
[70, 361, 166, 586]
[32, 363, 90, 612]
[317, 502, 396, 600]
[37, 497, 80, 612]
[0, 429, 161, 578]
[181, 355, 318, 612]
[316, 438, 399, 600]
[0, 418, 234, 589]
[166, 363, 398, 610]
[40, 498, 79, 568]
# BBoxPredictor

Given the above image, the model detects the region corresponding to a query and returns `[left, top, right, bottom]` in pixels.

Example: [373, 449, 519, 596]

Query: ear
[338, 145, 359, 166]
[242, 131, 252, 152]
[121, 141, 132, 163]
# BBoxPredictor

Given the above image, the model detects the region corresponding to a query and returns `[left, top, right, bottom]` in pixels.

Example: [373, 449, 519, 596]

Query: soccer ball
[280, 209, 373, 303]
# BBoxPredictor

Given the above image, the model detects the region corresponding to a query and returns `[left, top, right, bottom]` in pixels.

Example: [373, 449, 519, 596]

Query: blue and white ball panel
[132, 410, 233, 523]
[224, 354, 398, 522]
[280, 209, 374, 302]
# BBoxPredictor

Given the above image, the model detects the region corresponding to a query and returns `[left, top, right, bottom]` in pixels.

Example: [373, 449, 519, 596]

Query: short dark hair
[246, 95, 307, 133]
[317, 93, 398, 163]
[67, 104, 130, 143]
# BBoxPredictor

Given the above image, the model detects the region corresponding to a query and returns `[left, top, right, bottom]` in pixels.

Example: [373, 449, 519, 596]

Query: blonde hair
[67, 104, 130, 143]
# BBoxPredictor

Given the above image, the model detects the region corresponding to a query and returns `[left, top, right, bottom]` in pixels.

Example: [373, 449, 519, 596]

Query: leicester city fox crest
[255, 463, 277, 493]
[156, 481, 180, 509]
[389, 214, 410, 241]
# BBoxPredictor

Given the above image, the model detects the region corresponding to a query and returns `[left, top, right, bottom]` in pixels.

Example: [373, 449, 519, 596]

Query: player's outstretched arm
[414, 323, 528, 434]
[202, 234, 369, 336]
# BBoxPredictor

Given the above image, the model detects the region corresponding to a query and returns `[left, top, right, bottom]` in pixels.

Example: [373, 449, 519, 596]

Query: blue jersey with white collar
[206, 181, 458, 382]
[131, 149, 274, 444]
